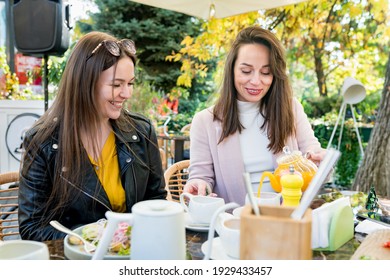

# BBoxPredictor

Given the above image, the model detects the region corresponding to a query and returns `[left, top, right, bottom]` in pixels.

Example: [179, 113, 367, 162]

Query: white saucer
[201, 237, 238, 260]
[184, 213, 209, 232]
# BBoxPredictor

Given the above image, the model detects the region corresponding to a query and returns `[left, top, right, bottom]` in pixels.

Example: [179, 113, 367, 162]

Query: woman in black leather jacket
[19, 31, 166, 241]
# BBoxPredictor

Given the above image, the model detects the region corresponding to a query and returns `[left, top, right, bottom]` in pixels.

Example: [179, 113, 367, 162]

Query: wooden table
[44, 230, 363, 260]
[44, 229, 207, 260]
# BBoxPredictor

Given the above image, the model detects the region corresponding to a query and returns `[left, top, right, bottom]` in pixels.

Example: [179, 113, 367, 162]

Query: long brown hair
[213, 26, 295, 153]
[21, 31, 137, 221]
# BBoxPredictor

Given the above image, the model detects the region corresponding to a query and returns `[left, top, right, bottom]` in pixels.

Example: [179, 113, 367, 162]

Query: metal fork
[50, 220, 96, 253]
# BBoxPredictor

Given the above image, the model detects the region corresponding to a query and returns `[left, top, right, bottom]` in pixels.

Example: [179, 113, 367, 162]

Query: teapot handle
[92, 211, 134, 260]
[179, 193, 193, 212]
[203, 202, 239, 260]
[215, 212, 234, 236]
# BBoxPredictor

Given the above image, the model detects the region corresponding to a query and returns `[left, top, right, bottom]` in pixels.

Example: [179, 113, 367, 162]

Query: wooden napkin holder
[240, 204, 312, 260]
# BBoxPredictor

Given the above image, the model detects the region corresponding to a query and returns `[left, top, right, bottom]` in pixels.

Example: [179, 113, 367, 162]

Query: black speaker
[12, 0, 71, 56]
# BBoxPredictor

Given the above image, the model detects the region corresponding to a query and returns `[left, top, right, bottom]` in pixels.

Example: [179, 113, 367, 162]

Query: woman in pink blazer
[184, 26, 325, 205]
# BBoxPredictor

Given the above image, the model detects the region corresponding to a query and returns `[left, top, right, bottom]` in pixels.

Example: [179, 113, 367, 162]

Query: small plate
[184, 213, 209, 232]
[64, 223, 129, 260]
[340, 190, 359, 196]
[201, 237, 238, 260]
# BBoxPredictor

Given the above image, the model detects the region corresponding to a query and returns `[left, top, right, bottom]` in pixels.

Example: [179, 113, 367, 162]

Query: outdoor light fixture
[327, 77, 366, 156]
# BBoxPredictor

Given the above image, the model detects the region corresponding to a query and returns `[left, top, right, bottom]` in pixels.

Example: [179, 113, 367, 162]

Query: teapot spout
[92, 212, 133, 260]
[258, 172, 281, 195]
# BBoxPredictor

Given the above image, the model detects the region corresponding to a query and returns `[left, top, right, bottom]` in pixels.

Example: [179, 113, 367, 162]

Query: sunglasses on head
[86, 39, 136, 61]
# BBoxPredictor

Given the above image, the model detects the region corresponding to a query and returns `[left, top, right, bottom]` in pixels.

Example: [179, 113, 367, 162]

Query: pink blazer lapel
[215, 128, 247, 204]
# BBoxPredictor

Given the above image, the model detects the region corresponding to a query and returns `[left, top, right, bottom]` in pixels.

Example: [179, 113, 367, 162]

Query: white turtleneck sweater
[237, 100, 274, 193]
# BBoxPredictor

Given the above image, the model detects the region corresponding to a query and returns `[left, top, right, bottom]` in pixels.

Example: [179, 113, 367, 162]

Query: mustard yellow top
[89, 131, 126, 212]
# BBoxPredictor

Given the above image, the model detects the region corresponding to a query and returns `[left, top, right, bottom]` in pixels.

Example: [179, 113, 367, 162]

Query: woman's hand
[184, 179, 216, 196]
[305, 148, 327, 166]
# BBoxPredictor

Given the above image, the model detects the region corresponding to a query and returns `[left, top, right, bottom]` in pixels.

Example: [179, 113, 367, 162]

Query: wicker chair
[180, 123, 191, 160]
[0, 171, 20, 240]
[180, 123, 191, 134]
[164, 160, 190, 202]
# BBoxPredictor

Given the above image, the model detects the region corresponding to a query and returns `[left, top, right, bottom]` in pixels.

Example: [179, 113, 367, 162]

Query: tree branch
[321, 0, 339, 48]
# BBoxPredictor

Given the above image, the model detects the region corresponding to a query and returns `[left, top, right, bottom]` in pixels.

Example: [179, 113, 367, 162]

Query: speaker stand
[327, 102, 365, 187]
[43, 54, 49, 111]
[327, 102, 364, 156]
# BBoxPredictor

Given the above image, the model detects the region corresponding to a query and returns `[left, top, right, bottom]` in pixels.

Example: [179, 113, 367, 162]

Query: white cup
[180, 193, 225, 224]
[215, 214, 240, 259]
[0, 240, 50, 260]
[245, 191, 281, 206]
[341, 77, 366, 104]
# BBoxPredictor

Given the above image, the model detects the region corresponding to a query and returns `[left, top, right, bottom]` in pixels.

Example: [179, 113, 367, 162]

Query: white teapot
[92, 199, 186, 260]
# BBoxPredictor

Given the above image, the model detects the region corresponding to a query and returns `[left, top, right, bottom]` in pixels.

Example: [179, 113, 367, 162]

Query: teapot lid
[132, 199, 183, 217]
[277, 146, 303, 165]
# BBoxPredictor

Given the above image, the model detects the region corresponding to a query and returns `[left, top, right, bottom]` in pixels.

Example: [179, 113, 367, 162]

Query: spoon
[243, 172, 260, 216]
[50, 220, 97, 253]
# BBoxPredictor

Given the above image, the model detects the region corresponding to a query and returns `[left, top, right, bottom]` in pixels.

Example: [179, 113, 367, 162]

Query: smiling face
[96, 56, 135, 121]
[233, 43, 273, 102]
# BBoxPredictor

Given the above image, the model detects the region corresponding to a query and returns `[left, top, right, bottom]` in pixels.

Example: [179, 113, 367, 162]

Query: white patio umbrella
[129, 0, 309, 20]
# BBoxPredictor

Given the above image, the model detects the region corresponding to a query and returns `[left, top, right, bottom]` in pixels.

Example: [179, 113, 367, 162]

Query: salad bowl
[64, 221, 130, 260]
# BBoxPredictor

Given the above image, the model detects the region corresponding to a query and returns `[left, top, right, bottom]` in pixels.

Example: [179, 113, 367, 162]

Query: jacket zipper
[59, 173, 112, 211]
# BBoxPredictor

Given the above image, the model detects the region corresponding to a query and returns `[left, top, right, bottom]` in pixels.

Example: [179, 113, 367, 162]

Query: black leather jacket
[18, 111, 166, 241]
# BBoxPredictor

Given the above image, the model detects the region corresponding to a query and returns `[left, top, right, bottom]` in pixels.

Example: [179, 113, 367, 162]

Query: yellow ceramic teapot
[258, 146, 318, 194]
